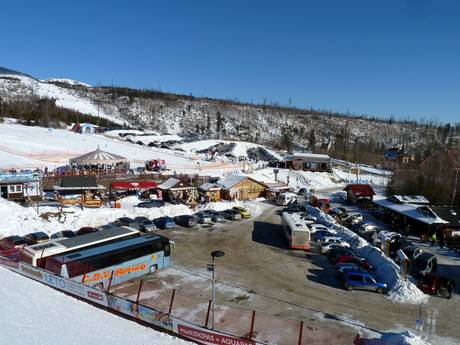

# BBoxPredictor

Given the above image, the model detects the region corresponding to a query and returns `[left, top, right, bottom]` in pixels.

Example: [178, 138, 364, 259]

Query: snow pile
[306, 205, 427, 304]
[0, 267, 191, 345]
[378, 331, 431, 345]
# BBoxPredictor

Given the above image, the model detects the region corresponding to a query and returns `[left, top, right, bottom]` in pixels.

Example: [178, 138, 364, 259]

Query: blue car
[342, 271, 387, 294]
[153, 216, 176, 229]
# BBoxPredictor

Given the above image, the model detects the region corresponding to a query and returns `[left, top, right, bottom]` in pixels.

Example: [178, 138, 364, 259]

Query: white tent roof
[69, 147, 128, 165]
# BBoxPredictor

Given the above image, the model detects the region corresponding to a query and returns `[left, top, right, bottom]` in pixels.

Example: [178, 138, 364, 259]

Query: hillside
[0, 67, 444, 162]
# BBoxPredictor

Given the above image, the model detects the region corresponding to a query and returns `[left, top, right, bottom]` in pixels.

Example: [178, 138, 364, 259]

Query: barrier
[0, 254, 355, 344]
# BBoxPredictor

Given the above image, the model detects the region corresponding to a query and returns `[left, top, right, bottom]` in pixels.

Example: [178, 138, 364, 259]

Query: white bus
[281, 212, 311, 250]
[19, 226, 140, 268]
[45, 234, 173, 289]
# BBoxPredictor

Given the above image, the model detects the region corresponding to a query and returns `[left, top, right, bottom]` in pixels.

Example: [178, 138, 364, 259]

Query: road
[112, 202, 459, 342]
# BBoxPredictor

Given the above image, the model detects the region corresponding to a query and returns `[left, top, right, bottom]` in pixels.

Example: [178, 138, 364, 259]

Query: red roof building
[344, 184, 375, 202]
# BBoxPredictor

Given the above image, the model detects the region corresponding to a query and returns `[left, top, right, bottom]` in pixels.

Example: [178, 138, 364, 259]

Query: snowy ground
[0, 196, 263, 238]
[0, 267, 191, 345]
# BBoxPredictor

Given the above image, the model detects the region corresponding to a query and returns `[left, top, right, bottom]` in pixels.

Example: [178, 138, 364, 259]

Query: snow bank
[306, 205, 427, 304]
[0, 267, 191, 345]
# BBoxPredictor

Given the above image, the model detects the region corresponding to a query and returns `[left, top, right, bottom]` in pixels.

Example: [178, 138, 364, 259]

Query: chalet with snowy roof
[343, 184, 375, 203]
[54, 176, 105, 208]
[261, 182, 293, 200]
[0, 171, 41, 201]
[158, 178, 197, 204]
[382, 147, 415, 170]
[198, 182, 222, 202]
[281, 152, 331, 172]
[217, 175, 266, 200]
[373, 195, 448, 237]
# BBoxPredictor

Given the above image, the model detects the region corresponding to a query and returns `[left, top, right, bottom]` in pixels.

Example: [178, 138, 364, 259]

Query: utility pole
[452, 168, 459, 206]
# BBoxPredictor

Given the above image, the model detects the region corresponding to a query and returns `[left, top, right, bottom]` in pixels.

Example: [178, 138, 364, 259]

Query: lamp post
[208, 250, 225, 329]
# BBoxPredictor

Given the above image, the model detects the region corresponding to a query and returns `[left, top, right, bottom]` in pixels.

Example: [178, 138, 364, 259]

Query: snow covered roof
[293, 152, 330, 161]
[69, 147, 128, 164]
[344, 184, 375, 196]
[217, 175, 249, 189]
[388, 195, 430, 205]
[374, 198, 448, 225]
[54, 176, 105, 190]
[158, 178, 195, 190]
[199, 182, 221, 191]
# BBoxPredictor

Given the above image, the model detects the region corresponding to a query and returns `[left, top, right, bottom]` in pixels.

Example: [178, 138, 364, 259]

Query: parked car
[416, 273, 455, 299]
[0, 235, 26, 250]
[334, 262, 362, 275]
[153, 216, 176, 229]
[321, 242, 350, 254]
[202, 210, 225, 222]
[321, 236, 347, 246]
[410, 252, 438, 278]
[220, 209, 242, 220]
[232, 206, 251, 218]
[136, 200, 165, 208]
[297, 212, 317, 224]
[326, 247, 356, 261]
[308, 223, 331, 233]
[114, 217, 141, 230]
[334, 255, 374, 271]
[24, 231, 50, 245]
[283, 204, 308, 213]
[98, 224, 117, 231]
[312, 230, 337, 242]
[134, 216, 157, 232]
[194, 212, 213, 224]
[394, 245, 423, 264]
[174, 215, 197, 227]
[50, 230, 76, 239]
[76, 227, 99, 236]
[356, 223, 380, 241]
[342, 212, 364, 226]
[342, 271, 387, 293]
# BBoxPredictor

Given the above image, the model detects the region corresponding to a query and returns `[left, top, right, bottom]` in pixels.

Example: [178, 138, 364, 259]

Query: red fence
[111, 279, 356, 345]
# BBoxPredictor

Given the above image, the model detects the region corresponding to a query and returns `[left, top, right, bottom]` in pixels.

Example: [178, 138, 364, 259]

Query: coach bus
[281, 212, 311, 250]
[19, 226, 140, 268]
[45, 234, 173, 289]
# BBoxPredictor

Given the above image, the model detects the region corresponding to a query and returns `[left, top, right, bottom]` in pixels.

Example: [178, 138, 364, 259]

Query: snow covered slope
[0, 267, 191, 345]
[0, 73, 123, 124]
[0, 123, 205, 170]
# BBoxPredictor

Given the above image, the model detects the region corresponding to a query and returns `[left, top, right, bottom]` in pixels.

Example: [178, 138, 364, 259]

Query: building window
[16, 185, 22, 192]
[8, 185, 15, 193]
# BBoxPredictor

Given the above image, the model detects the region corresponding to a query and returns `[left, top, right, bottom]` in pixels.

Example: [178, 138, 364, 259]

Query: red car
[417, 273, 455, 299]
[334, 255, 374, 271]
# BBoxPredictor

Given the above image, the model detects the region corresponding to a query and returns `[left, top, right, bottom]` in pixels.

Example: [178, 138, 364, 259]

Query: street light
[208, 250, 225, 329]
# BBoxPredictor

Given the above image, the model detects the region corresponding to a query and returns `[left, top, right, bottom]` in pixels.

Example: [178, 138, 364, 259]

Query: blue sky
[1, 0, 459, 123]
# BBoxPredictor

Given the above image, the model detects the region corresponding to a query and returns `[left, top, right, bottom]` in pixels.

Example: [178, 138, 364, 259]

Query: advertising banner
[172, 319, 257, 345]
[107, 295, 173, 331]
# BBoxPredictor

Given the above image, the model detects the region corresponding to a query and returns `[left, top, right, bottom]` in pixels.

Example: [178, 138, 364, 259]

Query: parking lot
[110, 200, 460, 341]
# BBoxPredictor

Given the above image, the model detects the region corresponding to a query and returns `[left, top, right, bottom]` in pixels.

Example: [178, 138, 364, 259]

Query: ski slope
[0, 122, 207, 170]
[0, 267, 191, 345]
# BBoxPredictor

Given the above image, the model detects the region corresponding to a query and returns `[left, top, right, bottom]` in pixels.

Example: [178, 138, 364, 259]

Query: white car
[342, 212, 364, 225]
[308, 224, 332, 233]
[321, 241, 351, 254]
[321, 236, 345, 246]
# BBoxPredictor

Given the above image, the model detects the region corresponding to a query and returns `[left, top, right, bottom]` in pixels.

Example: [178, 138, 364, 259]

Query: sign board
[173, 319, 257, 345]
